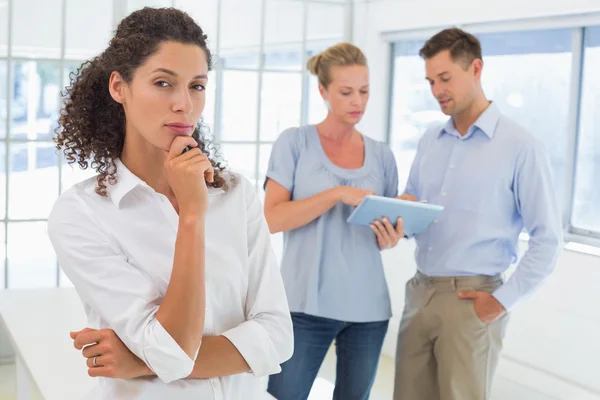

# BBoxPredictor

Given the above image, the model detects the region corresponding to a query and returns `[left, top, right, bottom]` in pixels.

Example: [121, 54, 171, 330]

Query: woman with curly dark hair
[47, 7, 292, 399]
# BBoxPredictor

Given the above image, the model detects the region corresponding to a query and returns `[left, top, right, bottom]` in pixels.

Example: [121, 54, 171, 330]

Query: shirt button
[428, 247, 433, 251]
[433, 220, 439, 223]
[441, 192, 447, 196]
[449, 164, 455, 169]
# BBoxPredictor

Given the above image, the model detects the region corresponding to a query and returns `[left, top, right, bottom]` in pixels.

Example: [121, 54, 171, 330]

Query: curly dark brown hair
[55, 7, 230, 196]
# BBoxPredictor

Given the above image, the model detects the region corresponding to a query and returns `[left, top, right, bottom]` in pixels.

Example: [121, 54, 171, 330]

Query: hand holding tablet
[347, 195, 444, 237]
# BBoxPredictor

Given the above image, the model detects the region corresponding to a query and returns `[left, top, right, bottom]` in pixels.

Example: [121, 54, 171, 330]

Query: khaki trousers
[393, 272, 510, 400]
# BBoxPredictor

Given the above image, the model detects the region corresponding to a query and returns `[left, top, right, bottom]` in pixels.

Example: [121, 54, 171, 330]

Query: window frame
[0, 0, 349, 289]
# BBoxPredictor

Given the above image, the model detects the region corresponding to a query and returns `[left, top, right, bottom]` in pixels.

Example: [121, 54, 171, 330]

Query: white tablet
[347, 195, 444, 236]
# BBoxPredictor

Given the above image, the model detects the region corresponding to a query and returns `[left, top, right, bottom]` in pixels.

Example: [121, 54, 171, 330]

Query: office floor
[0, 347, 563, 400]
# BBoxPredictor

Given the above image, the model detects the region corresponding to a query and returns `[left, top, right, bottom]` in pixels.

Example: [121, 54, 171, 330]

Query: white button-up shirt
[48, 160, 293, 400]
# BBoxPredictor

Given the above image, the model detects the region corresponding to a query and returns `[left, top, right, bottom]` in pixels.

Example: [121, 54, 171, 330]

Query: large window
[389, 23, 600, 244]
[572, 26, 600, 235]
[0, 0, 347, 289]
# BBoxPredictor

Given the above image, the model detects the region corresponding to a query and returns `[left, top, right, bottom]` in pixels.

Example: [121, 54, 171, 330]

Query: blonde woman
[264, 43, 405, 400]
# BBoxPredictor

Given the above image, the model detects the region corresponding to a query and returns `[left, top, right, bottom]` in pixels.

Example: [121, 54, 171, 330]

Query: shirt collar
[108, 159, 228, 209]
[109, 159, 146, 209]
[439, 101, 500, 140]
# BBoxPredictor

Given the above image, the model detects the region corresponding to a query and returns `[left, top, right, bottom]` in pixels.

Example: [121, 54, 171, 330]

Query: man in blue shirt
[393, 28, 563, 400]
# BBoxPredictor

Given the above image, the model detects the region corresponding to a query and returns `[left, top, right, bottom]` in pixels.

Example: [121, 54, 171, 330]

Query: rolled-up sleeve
[48, 193, 196, 383]
[265, 128, 300, 193]
[221, 178, 294, 377]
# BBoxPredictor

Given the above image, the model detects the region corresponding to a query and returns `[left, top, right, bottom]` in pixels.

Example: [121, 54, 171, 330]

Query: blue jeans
[268, 312, 389, 400]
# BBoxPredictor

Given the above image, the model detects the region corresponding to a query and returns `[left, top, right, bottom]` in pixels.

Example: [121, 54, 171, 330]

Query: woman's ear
[108, 71, 126, 104]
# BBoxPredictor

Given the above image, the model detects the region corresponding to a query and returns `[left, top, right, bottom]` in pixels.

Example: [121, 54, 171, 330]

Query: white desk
[0, 288, 276, 400]
[0, 288, 92, 400]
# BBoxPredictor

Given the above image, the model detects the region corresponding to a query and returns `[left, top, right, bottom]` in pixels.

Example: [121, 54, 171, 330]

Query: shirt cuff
[142, 320, 196, 383]
[221, 320, 282, 377]
[492, 283, 519, 312]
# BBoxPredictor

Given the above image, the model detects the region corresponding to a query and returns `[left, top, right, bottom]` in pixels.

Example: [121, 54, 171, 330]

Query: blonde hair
[306, 42, 367, 88]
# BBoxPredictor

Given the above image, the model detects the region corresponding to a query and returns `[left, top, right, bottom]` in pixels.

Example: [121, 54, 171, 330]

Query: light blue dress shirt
[404, 102, 563, 311]
[266, 125, 399, 322]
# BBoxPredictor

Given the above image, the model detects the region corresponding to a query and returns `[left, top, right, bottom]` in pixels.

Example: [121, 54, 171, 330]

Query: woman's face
[320, 64, 369, 125]
[110, 41, 209, 152]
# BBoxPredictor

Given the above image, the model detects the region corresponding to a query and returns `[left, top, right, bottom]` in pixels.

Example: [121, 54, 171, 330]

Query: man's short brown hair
[419, 28, 482, 68]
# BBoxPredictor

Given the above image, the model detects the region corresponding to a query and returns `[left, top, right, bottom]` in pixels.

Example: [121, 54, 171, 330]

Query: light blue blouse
[266, 125, 399, 322]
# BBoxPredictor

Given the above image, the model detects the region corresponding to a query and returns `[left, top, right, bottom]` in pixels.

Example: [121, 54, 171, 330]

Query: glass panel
[572, 26, 600, 232]
[220, 143, 257, 183]
[220, 70, 258, 141]
[479, 29, 572, 203]
[65, 0, 113, 60]
[175, 0, 219, 48]
[264, 51, 304, 72]
[219, 0, 262, 69]
[127, 0, 172, 13]
[306, 2, 344, 50]
[0, 0, 7, 57]
[264, 0, 303, 71]
[7, 221, 56, 289]
[12, 0, 62, 58]
[0, 60, 6, 138]
[260, 72, 302, 141]
[0, 142, 5, 220]
[10, 61, 62, 141]
[308, 75, 327, 125]
[9, 142, 59, 219]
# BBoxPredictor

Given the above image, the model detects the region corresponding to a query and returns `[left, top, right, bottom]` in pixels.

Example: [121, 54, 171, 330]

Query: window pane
[219, 0, 262, 68]
[220, 143, 257, 184]
[11, 61, 62, 141]
[479, 29, 572, 203]
[12, 0, 62, 58]
[572, 26, 600, 232]
[175, 0, 219, 44]
[307, 2, 344, 48]
[0, 143, 5, 220]
[264, 51, 304, 72]
[220, 71, 258, 141]
[65, 0, 113, 60]
[127, 0, 172, 13]
[260, 72, 302, 141]
[7, 222, 56, 289]
[9, 142, 59, 219]
[0, 0, 7, 57]
[0, 60, 6, 138]
[264, 0, 303, 71]
[308, 75, 327, 125]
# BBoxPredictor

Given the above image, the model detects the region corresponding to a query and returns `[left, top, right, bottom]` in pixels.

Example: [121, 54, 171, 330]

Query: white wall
[354, 1, 600, 398]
